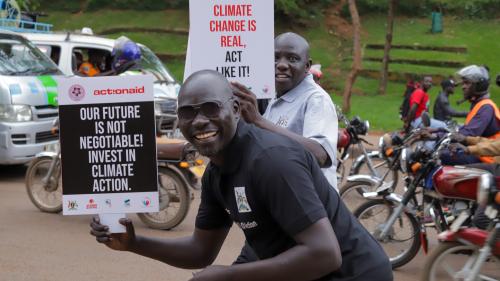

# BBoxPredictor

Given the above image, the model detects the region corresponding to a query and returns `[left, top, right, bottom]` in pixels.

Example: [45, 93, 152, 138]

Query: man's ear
[305, 59, 312, 73]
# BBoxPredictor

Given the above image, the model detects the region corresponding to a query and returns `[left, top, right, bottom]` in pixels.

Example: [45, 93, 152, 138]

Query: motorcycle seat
[156, 137, 188, 161]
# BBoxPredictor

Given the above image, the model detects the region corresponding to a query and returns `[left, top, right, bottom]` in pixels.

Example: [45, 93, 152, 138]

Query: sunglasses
[177, 98, 233, 120]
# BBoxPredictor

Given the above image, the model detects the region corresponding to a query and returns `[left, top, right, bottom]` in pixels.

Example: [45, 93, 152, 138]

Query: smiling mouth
[276, 74, 290, 79]
[194, 131, 218, 140]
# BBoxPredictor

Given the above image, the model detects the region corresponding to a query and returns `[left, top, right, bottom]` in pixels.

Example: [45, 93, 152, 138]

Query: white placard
[186, 0, 275, 99]
[58, 75, 159, 215]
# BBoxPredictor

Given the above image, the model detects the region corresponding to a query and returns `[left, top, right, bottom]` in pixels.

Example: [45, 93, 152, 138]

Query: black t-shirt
[196, 122, 392, 281]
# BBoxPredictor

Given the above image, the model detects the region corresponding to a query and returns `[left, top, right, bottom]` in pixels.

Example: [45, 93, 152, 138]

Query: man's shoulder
[247, 125, 308, 158]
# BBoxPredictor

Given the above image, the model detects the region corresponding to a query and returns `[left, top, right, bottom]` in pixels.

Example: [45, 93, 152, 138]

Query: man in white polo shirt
[233, 32, 338, 190]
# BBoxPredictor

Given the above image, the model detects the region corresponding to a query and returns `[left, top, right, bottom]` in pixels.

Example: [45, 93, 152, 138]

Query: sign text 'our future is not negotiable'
[79, 105, 143, 193]
[210, 4, 256, 78]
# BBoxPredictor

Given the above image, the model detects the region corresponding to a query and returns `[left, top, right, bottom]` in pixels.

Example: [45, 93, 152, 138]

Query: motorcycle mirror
[421, 112, 431, 128]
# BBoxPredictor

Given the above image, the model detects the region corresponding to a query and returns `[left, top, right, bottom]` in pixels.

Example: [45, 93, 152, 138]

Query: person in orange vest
[78, 51, 102, 77]
[441, 65, 500, 165]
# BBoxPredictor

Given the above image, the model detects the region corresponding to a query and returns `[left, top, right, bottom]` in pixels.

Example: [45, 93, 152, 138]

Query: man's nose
[191, 111, 210, 127]
[275, 58, 288, 71]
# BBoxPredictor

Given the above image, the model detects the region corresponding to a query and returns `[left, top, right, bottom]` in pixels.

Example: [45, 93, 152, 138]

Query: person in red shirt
[404, 76, 446, 130]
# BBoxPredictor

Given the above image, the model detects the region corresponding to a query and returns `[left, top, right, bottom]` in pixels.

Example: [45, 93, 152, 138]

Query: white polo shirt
[263, 74, 338, 190]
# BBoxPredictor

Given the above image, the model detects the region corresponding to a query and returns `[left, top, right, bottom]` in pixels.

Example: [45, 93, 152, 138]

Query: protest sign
[186, 0, 274, 98]
[58, 75, 158, 215]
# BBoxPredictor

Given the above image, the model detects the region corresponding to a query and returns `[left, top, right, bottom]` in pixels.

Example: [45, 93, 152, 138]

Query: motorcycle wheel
[137, 167, 190, 230]
[350, 152, 399, 192]
[25, 156, 62, 213]
[339, 180, 375, 211]
[354, 199, 421, 269]
[421, 242, 500, 281]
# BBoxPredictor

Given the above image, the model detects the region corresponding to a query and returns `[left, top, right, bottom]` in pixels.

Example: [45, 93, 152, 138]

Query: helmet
[456, 65, 489, 95]
[111, 36, 141, 71]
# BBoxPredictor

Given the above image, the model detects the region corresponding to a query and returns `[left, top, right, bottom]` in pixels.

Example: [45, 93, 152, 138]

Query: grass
[42, 10, 500, 131]
[45, 10, 189, 33]
[345, 15, 500, 130]
[362, 48, 466, 63]
[360, 61, 457, 75]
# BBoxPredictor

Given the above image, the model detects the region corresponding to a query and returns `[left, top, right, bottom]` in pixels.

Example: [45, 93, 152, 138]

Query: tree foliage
[35, 0, 499, 19]
[354, 0, 500, 18]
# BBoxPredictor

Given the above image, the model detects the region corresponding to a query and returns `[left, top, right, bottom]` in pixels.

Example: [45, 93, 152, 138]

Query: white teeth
[195, 131, 217, 140]
[276, 74, 288, 78]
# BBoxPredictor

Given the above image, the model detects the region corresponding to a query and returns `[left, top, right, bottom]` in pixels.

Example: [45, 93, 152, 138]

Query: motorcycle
[339, 126, 421, 211]
[353, 115, 485, 268]
[336, 107, 397, 189]
[25, 119, 205, 230]
[137, 137, 205, 230]
[421, 173, 500, 281]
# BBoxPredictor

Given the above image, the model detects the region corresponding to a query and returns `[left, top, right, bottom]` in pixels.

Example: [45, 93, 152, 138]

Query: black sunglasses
[177, 98, 233, 120]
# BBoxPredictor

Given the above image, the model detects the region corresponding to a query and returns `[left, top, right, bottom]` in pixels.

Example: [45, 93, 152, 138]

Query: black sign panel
[59, 102, 157, 195]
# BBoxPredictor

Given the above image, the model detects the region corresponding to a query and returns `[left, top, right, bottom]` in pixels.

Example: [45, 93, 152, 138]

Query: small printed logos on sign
[67, 201, 78, 210]
[142, 197, 151, 207]
[234, 186, 252, 213]
[124, 199, 131, 207]
[86, 198, 98, 209]
[68, 84, 85, 101]
[105, 199, 112, 207]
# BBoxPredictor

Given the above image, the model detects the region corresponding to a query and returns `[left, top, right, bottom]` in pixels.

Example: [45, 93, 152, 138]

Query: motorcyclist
[433, 78, 468, 122]
[449, 134, 500, 175]
[440, 65, 500, 165]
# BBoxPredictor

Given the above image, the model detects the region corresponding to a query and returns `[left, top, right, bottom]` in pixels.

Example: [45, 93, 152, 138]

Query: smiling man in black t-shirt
[90, 70, 392, 281]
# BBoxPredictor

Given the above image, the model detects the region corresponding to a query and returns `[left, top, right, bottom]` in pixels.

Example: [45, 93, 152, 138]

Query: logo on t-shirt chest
[234, 186, 252, 213]
[275, 115, 288, 127]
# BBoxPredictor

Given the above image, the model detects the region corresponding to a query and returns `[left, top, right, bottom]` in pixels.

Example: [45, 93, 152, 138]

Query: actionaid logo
[93, 86, 145, 96]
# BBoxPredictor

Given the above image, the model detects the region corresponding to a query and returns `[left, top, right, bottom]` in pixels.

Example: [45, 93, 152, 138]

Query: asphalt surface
[0, 136, 446, 281]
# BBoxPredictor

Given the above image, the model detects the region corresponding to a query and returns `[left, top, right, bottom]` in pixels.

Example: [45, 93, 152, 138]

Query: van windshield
[139, 45, 176, 84]
[0, 34, 61, 76]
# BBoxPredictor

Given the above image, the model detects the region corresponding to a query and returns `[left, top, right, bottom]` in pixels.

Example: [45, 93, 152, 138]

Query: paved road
[1, 138, 442, 281]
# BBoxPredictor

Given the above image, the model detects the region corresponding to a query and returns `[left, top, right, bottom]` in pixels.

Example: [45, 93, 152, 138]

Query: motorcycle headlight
[0, 104, 32, 122]
[400, 148, 409, 174]
[477, 173, 494, 207]
[364, 120, 370, 133]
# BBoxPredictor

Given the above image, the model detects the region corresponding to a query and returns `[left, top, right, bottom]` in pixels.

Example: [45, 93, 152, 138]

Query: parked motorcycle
[339, 127, 419, 211]
[421, 173, 500, 281]
[25, 119, 62, 213]
[25, 119, 204, 230]
[353, 117, 485, 269]
[137, 137, 205, 230]
[336, 107, 397, 189]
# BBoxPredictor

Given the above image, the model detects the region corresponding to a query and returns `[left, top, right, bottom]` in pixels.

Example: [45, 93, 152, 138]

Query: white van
[0, 30, 62, 164]
[23, 30, 180, 134]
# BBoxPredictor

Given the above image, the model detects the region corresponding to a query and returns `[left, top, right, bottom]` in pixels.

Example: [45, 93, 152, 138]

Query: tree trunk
[342, 0, 362, 113]
[378, 0, 397, 95]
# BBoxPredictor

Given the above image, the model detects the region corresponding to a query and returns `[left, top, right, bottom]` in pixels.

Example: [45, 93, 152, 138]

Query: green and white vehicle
[0, 30, 62, 164]
[23, 29, 181, 135]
